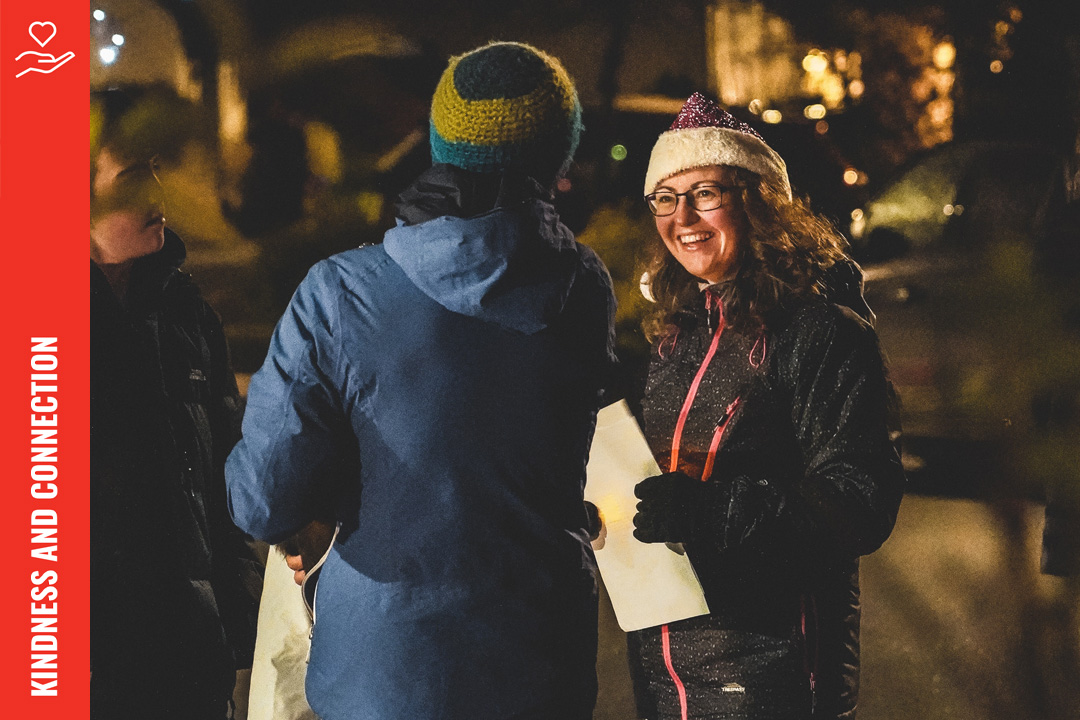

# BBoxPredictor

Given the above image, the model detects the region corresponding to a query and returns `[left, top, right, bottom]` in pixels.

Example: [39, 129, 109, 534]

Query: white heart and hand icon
[15, 21, 74, 79]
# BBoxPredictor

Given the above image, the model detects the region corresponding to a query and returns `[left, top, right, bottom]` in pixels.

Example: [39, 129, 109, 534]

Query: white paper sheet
[585, 401, 710, 632]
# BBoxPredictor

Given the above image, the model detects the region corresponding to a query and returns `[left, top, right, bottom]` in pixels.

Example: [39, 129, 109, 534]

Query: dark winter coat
[630, 289, 904, 720]
[226, 166, 617, 720]
[90, 230, 262, 720]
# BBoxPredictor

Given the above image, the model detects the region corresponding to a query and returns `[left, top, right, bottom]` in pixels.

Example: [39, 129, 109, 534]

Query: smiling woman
[627, 93, 904, 720]
[640, 100, 851, 340]
[647, 166, 746, 285]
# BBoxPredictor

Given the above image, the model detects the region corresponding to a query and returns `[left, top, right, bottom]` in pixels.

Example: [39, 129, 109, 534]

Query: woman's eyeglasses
[644, 184, 736, 217]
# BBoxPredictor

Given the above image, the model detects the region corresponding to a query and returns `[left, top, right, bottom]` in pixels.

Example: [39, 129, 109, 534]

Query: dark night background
[91, 2, 1080, 718]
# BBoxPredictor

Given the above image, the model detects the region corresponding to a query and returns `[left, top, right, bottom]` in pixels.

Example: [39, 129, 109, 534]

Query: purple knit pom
[669, 92, 764, 141]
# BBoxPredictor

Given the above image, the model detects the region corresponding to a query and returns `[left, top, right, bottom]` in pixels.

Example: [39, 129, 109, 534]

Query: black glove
[633, 471, 722, 544]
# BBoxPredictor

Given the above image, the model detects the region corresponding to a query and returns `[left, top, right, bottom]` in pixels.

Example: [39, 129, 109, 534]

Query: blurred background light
[815, 120, 829, 134]
[93, 9, 105, 21]
[848, 80, 865, 98]
[748, 98, 763, 114]
[849, 208, 865, 239]
[610, 144, 628, 161]
[990, 60, 1004, 73]
[99, 47, 117, 65]
[761, 109, 782, 124]
[803, 103, 827, 120]
[843, 168, 859, 185]
[933, 41, 956, 70]
[802, 50, 828, 74]
[112, 34, 125, 46]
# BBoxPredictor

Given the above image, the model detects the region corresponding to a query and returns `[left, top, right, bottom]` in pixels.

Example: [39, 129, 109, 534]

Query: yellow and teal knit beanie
[430, 41, 582, 185]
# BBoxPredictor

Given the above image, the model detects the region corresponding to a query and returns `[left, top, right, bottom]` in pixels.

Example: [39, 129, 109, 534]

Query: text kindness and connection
[30, 338, 60, 696]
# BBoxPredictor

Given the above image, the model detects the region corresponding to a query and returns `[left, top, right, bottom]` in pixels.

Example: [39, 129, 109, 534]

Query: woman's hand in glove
[633, 471, 717, 544]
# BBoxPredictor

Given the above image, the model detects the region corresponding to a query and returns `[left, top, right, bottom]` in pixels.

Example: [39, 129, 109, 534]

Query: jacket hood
[383, 165, 580, 334]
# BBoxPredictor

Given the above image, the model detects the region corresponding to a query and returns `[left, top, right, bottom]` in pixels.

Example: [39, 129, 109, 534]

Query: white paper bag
[585, 401, 710, 632]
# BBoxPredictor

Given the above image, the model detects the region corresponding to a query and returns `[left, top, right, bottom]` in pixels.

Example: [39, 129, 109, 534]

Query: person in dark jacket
[226, 42, 617, 720]
[90, 90, 262, 720]
[628, 93, 905, 720]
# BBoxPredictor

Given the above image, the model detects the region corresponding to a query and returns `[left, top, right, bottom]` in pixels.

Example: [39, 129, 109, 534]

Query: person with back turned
[226, 42, 616, 720]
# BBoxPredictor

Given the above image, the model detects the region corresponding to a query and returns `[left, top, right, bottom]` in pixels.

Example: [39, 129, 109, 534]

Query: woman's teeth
[679, 232, 712, 245]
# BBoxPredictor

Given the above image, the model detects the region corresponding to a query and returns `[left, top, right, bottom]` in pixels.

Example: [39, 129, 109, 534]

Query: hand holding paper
[585, 401, 710, 632]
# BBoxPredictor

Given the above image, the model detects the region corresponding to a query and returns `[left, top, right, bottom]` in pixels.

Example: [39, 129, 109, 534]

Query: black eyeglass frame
[643, 184, 739, 217]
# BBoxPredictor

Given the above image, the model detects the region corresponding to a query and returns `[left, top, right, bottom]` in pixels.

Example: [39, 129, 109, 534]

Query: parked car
[848, 141, 1080, 499]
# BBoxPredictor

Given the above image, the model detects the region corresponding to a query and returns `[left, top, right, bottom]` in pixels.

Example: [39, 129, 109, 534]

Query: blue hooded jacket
[226, 167, 616, 720]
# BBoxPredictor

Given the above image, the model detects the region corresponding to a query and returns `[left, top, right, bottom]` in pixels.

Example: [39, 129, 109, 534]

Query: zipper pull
[714, 397, 741, 429]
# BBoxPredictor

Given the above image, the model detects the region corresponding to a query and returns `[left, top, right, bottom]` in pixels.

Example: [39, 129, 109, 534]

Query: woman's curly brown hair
[642, 166, 848, 341]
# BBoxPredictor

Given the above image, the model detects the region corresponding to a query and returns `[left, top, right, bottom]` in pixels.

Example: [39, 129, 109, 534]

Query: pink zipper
[700, 397, 741, 482]
[661, 624, 689, 720]
[661, 291, 728, 720]
[669, 293, 725, 474]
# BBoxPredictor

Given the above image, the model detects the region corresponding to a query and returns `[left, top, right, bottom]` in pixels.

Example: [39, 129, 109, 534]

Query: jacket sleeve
[226, 261, 352, 544]
[202, 299, 264, 669]
[711, 304, 905, 565]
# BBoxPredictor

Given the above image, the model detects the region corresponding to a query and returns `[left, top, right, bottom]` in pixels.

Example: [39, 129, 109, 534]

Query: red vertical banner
[1, 2, 90, 719]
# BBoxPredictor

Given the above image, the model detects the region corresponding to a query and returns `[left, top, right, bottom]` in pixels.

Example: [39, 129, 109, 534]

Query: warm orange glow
[762, 109, 782, 124]
[802, 51, 828, 74]
[814, 120, 829, 134]
[933, 42, 956, 70]
[848, 80, 865, 98]
[803, 104, 826, 120]
[990, 60, 1004, 73]
[843, 169, 859, 185]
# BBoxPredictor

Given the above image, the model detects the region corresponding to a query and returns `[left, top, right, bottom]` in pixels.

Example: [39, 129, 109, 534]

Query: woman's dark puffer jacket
[630, 290, 905, 720]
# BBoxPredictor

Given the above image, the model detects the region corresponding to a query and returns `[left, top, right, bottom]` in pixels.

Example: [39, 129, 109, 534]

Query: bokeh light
[933, 42, 956, 70]
[802, 51, 828, 74]
[610, 144, 627, 161]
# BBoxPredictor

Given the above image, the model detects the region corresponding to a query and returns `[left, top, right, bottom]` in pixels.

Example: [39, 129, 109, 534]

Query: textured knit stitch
[644, 93, 790, 199]
[429, 42, 582, 184]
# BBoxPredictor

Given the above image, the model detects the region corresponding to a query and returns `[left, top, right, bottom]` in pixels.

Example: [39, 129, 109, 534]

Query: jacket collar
[394, 164, 553, 226]
[91, 228, 187, 312]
